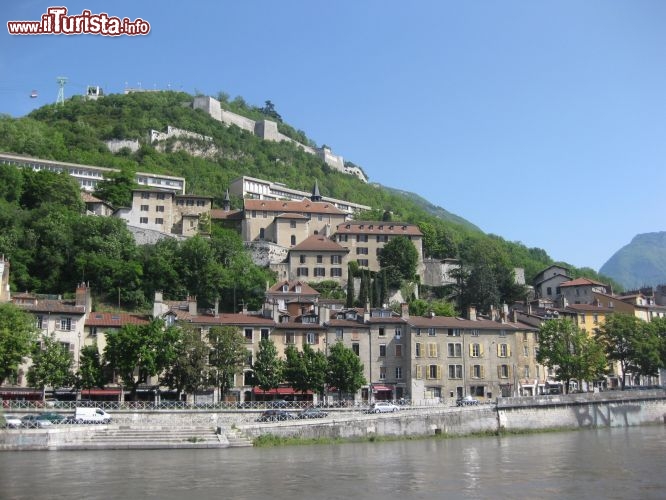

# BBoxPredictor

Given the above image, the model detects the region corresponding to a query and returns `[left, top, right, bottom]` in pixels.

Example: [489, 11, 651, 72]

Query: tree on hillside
[597, 314, 661, 388]
[20, 169, 83, 212]
[160, 324, 210, 401]
[251, 338, 283, 395]
[27, 333, 76, 391]
[379, 236, 419, 288]
[326, 341, 366, 401]
[93, 165, 137, 208]
[259, 100, 282, 122]
[207, 326, 248, 400]
[0, 303, 39, 385]
[537, 319, 607, 393]
[103, 319, 180, 400]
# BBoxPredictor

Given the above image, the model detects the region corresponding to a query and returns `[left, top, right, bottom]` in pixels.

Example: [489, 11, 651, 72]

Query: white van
[74, 407, 111, 424]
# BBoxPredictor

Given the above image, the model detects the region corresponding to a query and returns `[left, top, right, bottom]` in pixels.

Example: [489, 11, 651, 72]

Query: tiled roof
[85, 312, 150, 326]
[407, 315, 535, 331]
[273, 322, 326, 330]
[244, 198, 346, 215]
[14, 299, 85, 315]
[291, 235, 349, 252]
[560, 277, 608, 288]
[326, 319, 370, 328]
[81, 191, 104, 203]
[267, 280, 320, 295]
[210, 209, 243, 220]
[275, 213, 309, 220]
[335, 221, 422, 236]
[186, 313, 275, 326]
[565, 304, 614, 313]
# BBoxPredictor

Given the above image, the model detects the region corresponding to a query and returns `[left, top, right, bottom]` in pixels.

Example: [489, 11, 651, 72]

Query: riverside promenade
[1, 390, 665, 451]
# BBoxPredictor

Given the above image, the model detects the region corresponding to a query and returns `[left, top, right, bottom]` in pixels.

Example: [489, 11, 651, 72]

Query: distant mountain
[599, 232, 666, 289]
[378, 185, 481, 232]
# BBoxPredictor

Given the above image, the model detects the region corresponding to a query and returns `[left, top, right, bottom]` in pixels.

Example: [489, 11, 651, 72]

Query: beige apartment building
[288, 235, 350, 282]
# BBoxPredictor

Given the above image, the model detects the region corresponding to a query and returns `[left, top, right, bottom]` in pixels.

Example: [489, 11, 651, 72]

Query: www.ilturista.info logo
[7, 7, 151, 36]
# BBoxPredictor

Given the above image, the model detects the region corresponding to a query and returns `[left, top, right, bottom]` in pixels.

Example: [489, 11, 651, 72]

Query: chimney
[400, 302, 410, 319]
[242, 302, 248, 315]
[188, 296, 197, 315]
[468, 306, 477, 321]
[489, 305, 496, 321]
[152, 291, 169, 319]
[76, 283, 92, 312]
[214, 298, 219, 317]
[223, 188, 231, 212]
[363, 301, 370, 323]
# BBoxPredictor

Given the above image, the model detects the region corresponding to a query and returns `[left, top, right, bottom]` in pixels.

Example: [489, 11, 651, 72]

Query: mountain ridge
[600, 232, 666, 289]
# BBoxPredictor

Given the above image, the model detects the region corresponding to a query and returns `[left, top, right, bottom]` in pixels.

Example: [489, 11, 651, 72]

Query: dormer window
[282, 284, 288, 292]
[295, 285, 302, 293]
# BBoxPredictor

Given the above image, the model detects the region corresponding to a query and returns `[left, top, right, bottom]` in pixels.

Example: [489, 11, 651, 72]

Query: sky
[2, 1, 665, 272]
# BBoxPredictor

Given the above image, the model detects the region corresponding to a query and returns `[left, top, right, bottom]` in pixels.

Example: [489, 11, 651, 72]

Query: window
[523, 345, 529, 357]
[428, 364, 441, 379]
[306, 332, 318, 345]
[499, 330, 507, 337]
[395, 328, 402, 339]
[378, 327, 385, 337]
[290, 220, 296, 228]
[285, 332, 295, 344]
[243, 371, 253, 385]
[246, 352, 253, 366]
[299, 255, 306, 264]
[155, 218, 163, 224]
[331, 268, 342, 277]
[523, 365, 530, 378]
[470, 385, 485, 397]
[428, 328, 436, 336]
[448, 328, 460, 337]
[546, 286, 552, 296]
[357, 259, 368, 267]
[415, 342, 422, 358]
[156, 205, 165, 212]
[262, 211, 267, 218]
[139, 217, 148, 224]
[60, 317, 72, 331]
[330, 255, 342, 265]
[352, 343, 360, 356]
[356, 247, 368, 255]
[141, 192, 150, 199]
[36, 316, 44, 329]
[156, 193, 166, 200]
[428, 343, 438, 357]
[140, 204, 149, 211]
[296, 267, 309, 277]
[379, 366, 386, 380]
[316, 255, 323, 264]
[261, 329, 269, 341]
[416, 328, 422, 336]
[291, 235, 296, 245]
[395, 367, 403, 380]
[357, 234, 368, 242]
[376, 235, 389, 242]
[580, 313, 586, 324]
[499, 364, 510, 378]
[244, 328, 253, 342]
[338, 234, 348, 242]
[335, 328, 343, 340]
[447, 343, 462, 357]
[471, 365, 484, 379]
[259, 228, 265, 239]
[470, 343, 482, 357]
[448, 364, 463, 379]
[314, 268, 326, 277]
[471, 329, 479, 337]
[379, 344, 386, 357]
[395, 344, 403, 357]
[497, 344, 510, 357]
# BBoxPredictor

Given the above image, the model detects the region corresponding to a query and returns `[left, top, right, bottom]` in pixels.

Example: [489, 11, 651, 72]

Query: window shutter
[437, 365, 442, 380]
[497, 344, 501, 357]
[507, 365, 512, 378]
[480, 344, 485, 357]
[480, 366, 485, 379]
[497, 365, 502, 378]
[507, 345, 511, 357]
[469, 344, 474, 356]
[416, 365, 422, 379]
[470, 365, 475, 378]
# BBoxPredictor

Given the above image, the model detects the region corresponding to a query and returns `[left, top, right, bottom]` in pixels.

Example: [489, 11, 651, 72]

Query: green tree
[537, 319, 607, 393]
[207, 326, 248, 400]
[93, 165, 137, 208]
[251, 338, 283, 394]
[597, 314, 659, 389]
[379, 236, 419, 288]
[283, 344, 328, 396]
[326, 341, 366, 401]
[103, 319, 179, 400]
[0, 303, 39, 384]
[27, 333, 75, 390]
[160, 324, 209, 401]
[76, 344, 106, 390]
[345, 264, 355, 308]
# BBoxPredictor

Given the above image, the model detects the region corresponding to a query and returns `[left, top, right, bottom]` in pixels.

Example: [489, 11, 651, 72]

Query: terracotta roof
[244, 198, 346, 215]
[407, 316, 535, 331]
[560, 277, 608, 288]
[326, 319, 370, 328]
[210, 209, 243, 220]
[85, 312, 150, 326]
[186, 313, 275, 326]
[273, 322, 326, 330]
[275, 213, 309, 220]
[267, 280, 320, 295]
[565, 304, 614, 313]
[291, 235, 349, 253]
[335, 221, 422, 236]
[14, 299, 85, 315]
[81, 191, 104, 203]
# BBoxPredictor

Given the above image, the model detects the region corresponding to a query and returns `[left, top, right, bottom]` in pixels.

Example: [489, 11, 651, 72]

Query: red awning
[81, 389, 121, 396]
[372, 385, 393, 392]
[251, 387, 313, 395]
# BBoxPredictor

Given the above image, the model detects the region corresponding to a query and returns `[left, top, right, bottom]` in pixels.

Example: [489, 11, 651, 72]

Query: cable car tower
[56, 76, 68, 106]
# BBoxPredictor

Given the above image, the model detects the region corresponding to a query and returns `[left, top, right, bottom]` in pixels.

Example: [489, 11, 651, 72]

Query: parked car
[456, 395, 480, 407]
[257, 410, 296, 422]
[74, 407, 111, 424]
[368, 402, 399, 413]
[21, 415, 53, 428]
[299, 408, 328, 419]
[1, 415, 22, 428]
[39, 412, 67, 423]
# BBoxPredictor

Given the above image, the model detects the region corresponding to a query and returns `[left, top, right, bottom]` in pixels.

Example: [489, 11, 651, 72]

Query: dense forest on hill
[0, 90, 620, 310]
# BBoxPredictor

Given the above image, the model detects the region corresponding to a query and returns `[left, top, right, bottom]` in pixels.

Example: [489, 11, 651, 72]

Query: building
[81, 191, 114, 216]
[0, 255, 10, 303]
[0, 152, 186, 194]
[560, 277, 612, 306]
[288, 235, 349, 283]
[532, 265, 572, 302]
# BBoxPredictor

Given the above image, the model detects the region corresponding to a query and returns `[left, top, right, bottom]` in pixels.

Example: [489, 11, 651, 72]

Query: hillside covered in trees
[0, 90, 619, 311]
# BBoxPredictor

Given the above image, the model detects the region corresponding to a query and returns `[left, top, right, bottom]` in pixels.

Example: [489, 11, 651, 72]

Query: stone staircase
[62, 425, 252, 450]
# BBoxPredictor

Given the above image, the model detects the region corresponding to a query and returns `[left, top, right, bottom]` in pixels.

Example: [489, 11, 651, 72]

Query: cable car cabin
[30, 90, 38, 98]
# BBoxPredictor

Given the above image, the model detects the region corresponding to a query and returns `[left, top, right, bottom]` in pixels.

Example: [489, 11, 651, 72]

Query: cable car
[30, 90, 38, 98]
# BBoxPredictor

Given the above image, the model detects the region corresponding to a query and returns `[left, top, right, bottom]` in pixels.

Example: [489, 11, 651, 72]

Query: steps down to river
[59, 425, 252, 450]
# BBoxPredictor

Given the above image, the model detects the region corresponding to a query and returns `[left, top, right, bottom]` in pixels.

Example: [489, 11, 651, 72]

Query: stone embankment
[1, 390, 664, 451]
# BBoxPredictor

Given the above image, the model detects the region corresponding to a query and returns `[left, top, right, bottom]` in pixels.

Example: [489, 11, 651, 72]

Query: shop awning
[251, 387, 313, 395]
[372, 385, 393, 392]
[80, 389, 121, 396]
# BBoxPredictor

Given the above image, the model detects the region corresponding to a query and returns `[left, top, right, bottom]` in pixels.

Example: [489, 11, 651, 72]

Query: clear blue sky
[2, 1, 665, 272]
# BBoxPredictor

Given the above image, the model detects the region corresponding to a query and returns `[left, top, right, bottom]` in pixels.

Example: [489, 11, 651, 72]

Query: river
[1, 426, 664, 500]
